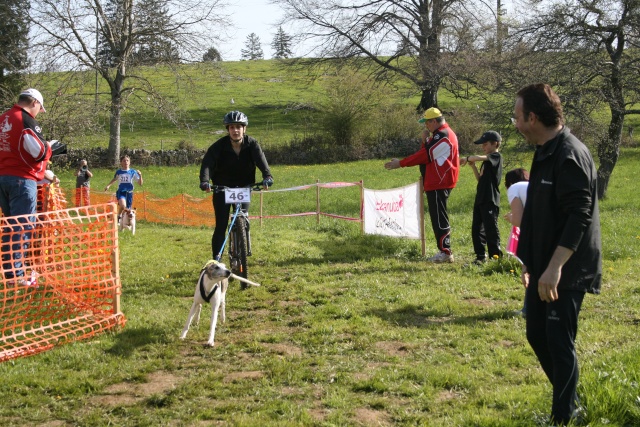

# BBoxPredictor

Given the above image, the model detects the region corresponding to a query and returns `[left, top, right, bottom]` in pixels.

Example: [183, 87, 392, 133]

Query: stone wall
[51, 147, 207, 169]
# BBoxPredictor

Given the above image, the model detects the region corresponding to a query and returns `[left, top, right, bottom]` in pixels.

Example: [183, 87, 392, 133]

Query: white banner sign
[363, 182, 422, 239]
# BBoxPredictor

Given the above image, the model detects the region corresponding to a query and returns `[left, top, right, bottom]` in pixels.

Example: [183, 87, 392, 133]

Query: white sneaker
[428, 252, 454, 263]
[26, 270, 39, 286]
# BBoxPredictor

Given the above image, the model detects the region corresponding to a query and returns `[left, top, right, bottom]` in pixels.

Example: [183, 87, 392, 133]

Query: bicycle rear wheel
[230, 216, 249, 288]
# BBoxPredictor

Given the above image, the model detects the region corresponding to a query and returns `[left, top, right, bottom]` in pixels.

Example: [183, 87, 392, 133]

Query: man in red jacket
[0, 88, 52, 282]
[385, 107, 460, 263]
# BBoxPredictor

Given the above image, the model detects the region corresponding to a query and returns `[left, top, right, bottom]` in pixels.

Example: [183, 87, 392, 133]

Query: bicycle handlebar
[210, 182, 265, 192]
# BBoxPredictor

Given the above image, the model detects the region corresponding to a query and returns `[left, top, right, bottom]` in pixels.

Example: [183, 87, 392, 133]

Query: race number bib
[224, 188, 251, 204]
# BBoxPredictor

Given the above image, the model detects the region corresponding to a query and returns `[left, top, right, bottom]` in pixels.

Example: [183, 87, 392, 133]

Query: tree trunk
[596, 108, 623, 200]
[418, 86, 438, 112]
[107, 88, 122, 167]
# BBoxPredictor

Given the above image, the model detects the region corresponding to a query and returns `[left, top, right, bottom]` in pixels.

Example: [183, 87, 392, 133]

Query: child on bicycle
[105, 155, 143, 221]
[199, 111, 273, 260]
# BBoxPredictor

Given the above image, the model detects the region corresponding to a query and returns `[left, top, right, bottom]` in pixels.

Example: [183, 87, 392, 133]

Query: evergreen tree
[240, 33, 264, 60]
[203, 47, 222, 62]
[271, 27, 293, 59]
[132, 0, 179, 65]
[0, 0, 30, 101]
[97, 0, 124, 68]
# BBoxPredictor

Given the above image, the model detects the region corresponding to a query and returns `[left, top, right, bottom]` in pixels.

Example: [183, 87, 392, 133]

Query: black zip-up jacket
[517, 127, 602, 294]
[199, 135, 271, 187]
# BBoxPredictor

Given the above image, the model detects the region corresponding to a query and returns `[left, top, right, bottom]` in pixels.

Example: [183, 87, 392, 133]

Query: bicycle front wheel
[231, 216, 249, 288]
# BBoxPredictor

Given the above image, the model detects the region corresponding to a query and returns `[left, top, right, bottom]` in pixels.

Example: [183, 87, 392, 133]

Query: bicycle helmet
[223, 110, 248, 126]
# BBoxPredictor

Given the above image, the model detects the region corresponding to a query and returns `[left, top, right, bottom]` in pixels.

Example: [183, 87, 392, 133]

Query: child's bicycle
[211, 183, 265, 288]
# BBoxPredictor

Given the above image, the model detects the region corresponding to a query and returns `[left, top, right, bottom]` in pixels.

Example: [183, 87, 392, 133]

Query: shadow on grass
[366, 304, 518, 328]
[107, 327, 169, 357]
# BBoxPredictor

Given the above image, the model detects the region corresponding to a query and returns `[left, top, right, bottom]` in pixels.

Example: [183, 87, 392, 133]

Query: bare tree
[275, 0, 495, 111]
[29, 0, 223, 165]
[510, 0, 640, 199]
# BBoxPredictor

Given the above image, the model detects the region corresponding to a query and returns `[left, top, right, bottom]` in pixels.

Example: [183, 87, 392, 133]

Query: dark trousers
[471, 202, 502, 259]
[426, 189, 451, 254]
[526, 281, 585, 424]
[211, 193, 249, 260]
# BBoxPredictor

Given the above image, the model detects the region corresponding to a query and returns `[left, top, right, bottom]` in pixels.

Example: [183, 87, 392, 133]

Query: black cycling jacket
[199, 135, 271, 187]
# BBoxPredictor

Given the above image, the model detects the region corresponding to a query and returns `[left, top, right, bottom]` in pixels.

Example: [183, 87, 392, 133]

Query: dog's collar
[198, 269, 219, 303]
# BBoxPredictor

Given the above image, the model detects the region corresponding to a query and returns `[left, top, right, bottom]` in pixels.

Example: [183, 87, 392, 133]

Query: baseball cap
[20, 88, 46, 112]
[474, 130, 502, 144]
[418, 107, 442, 123]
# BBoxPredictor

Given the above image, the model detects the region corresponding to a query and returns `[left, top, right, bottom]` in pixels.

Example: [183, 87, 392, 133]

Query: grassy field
[34, 59, 520, 153]
[0, 147, 638, 426]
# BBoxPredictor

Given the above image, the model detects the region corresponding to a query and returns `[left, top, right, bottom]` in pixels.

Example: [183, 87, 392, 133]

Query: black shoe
[473, 257, 487, 265]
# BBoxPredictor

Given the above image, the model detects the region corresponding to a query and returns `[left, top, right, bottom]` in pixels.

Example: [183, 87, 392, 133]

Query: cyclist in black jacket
[199, 111, 273, 260]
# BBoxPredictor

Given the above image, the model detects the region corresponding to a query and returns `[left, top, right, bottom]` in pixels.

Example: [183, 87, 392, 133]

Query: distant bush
[264, 135, 421, 165]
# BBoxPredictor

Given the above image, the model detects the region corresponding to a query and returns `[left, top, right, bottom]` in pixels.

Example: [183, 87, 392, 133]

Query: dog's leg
[220, 279, 228, 324]
[194, 303, 202, 326]
[206, 291, 222, 347]
[180, 302, 202, 340]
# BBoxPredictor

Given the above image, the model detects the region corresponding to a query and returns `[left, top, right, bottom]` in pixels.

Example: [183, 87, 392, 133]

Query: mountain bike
[212, 183, 264, 288]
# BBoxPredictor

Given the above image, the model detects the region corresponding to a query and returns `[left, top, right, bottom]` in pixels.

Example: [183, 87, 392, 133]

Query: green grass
[36, 59, 476, 153]
[1, 149, 639, 426]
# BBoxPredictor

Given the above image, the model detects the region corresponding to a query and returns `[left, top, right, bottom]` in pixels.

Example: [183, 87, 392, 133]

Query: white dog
[119, 208, 136, 235]
[180, 260, 232, 347]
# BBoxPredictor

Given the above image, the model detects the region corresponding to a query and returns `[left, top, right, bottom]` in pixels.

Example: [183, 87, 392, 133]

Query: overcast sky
[222, 0, 519, 61]
[225, 0, 288, 61]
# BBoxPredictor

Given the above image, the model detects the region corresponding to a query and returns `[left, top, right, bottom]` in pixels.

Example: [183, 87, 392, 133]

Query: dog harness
[199, 260, 221, 303]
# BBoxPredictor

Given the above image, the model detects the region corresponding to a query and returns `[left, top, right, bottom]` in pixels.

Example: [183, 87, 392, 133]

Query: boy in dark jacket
[461, 130, 503, 263]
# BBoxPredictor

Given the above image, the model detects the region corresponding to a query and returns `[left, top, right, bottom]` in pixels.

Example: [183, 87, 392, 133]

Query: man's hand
[538, 267, 561, 302]
[520, 265, 530, 290]
[537, 246, 574, 302]
[200, 182, 211, 192]
[385, 159, 401, 170]
[262, 176, 273, 188]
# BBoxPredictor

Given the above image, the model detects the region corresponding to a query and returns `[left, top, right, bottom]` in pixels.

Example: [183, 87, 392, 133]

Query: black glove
[262, 177, 273, 188]
[200, 181, 211, 191]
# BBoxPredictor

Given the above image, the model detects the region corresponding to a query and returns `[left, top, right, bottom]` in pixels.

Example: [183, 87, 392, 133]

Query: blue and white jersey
[114, 169, 140, 192]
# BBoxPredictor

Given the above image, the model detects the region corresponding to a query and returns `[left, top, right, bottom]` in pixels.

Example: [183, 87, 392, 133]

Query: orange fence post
[316, 179, 320, 224]
[359, 180, 364, 234]
[142, 190, 147, 220]
[182, 194, 186, 226]
[419, 179, 426, 257]
[259, 191, 263, 227]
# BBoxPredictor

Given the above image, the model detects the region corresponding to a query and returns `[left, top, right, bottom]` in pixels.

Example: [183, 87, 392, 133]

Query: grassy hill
[33, 59, 497, 153]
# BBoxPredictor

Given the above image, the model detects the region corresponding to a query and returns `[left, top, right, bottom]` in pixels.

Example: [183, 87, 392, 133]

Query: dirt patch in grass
[262, 342, 303, 356]
[465, 298, 494, 307]
[353, 407, 392, 426]
[91, 371, 182, 407]
[435, 389, 465, 402]
[375, 341, 413, 356]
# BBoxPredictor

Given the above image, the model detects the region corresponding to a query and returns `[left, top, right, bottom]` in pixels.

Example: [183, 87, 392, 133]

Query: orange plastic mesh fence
[85, 182, 363, 227]
[1, 185, 125, 363]
[87, 190, 214, 227]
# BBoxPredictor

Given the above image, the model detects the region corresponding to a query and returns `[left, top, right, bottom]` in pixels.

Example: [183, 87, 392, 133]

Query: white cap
[20, 88, 46, 112]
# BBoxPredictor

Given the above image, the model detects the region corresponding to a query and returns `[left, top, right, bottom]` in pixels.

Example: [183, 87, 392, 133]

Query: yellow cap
[418, 107, 442, 123]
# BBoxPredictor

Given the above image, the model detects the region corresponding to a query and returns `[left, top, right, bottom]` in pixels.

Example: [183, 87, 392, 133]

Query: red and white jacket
[400, 123, 459, 191]
[0, 105, 51, 181]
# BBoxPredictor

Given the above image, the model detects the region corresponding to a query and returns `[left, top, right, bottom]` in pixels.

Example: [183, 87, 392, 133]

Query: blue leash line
[215, 203, 242, 261]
